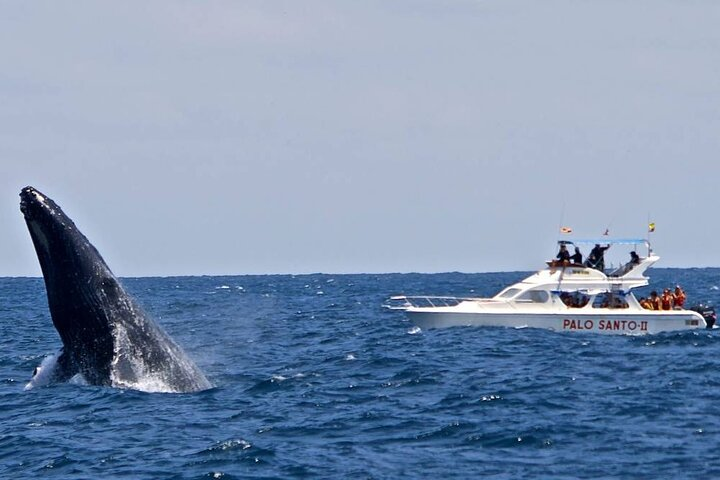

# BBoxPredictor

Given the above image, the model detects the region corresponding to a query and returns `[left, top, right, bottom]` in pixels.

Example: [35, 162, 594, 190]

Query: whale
[20, 186, 212, 392]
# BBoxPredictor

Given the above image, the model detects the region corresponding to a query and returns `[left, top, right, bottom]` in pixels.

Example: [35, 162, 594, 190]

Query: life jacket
[650, 297, 660, 310]
[674, 291, 686, 308]
[661, 294, 673, 310]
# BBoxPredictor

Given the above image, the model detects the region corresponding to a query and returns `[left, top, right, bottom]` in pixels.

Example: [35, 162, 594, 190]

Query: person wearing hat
[587, 243, 610, 271]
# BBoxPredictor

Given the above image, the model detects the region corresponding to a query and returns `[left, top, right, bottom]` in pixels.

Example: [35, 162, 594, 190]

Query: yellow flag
[648, 222, 656, 233]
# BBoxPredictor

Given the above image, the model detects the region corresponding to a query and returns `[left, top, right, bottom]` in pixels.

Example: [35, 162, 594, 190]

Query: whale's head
[20, 186, 107, 279]
[20, 186, 68, 228]
[20, 186, 61, 218]
[21, 185, 70, 241]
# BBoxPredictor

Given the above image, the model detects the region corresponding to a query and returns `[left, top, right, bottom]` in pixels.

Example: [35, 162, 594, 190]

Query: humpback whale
[20, 186, 212, 393]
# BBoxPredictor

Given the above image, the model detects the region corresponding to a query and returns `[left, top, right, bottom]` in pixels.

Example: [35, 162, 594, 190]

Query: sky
[1, 1, 719, 277]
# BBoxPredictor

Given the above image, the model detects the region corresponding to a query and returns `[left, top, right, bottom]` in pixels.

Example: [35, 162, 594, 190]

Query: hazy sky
[2, 1, 719, 277]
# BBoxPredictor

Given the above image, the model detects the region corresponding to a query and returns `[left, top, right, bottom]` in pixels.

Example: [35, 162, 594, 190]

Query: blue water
[3, 269, 720, 479]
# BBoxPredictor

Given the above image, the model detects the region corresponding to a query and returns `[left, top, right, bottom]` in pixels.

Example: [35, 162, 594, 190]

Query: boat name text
[562, 319, 648, 332]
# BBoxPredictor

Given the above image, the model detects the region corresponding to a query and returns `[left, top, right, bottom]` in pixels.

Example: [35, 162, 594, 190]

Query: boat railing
[384, 295, 474, 310]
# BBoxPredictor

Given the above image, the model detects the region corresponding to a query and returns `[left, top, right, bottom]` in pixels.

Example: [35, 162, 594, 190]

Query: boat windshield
[495, 287, 521, 299]
[516, 290, 550, 303]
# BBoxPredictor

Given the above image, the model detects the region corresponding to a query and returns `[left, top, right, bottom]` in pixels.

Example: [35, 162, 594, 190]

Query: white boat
[387, 239, 716, 335]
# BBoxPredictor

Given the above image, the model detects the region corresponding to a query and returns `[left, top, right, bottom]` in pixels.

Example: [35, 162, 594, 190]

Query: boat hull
[406, 308, 706, 335]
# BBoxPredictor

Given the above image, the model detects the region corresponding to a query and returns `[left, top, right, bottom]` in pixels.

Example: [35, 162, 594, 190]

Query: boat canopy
[558, 238, 649, 246]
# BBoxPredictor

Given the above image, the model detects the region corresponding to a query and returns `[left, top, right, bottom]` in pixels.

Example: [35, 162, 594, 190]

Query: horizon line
[2, 265, 719, 280]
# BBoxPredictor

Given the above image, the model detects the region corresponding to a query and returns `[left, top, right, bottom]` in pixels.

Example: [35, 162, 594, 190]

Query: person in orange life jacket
[649, 291, 660, 310]
[673, 286, 686, 309]
[660, 289, 674, 310]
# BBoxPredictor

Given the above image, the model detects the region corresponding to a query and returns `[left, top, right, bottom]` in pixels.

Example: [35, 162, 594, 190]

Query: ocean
[2, 269, 720, 479]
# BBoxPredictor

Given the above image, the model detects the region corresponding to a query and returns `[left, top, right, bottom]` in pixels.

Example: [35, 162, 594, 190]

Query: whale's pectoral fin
[29, 349, 80, 388]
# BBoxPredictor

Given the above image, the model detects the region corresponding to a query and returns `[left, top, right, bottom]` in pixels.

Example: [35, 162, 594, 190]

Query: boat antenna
[555, 201, 566, 250]
[557, 202, 565, 233]
[646, 212, 653, 255]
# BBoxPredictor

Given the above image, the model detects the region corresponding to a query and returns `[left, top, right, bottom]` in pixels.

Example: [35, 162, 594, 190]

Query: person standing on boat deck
[649, 291, 660, 310]
[556, 244, 570, 263]
[673, 286, 686, 309]
[570, 247, 583, 265]
[587, 244, 610, 270]
[661, 289, 674, 310]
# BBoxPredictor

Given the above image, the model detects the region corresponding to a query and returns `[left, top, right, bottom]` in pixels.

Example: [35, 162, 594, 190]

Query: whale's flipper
[20, 186, 212, 393]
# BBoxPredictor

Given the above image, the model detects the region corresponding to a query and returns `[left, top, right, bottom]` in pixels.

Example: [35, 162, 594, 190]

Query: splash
[109, 321, 211, 393]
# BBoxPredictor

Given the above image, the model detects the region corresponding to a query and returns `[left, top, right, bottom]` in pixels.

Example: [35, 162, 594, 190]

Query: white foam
[109, 321, 192, 393]
[112, 373, 183, 393]
[216, 439, 252, 451]
[27, 326, 208, 394]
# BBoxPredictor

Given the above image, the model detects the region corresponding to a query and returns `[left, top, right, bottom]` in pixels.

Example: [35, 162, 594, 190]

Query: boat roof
[558, 238, 649, 246]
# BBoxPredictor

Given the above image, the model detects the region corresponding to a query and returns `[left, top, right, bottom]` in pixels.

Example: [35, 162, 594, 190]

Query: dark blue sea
[3, 269, 720, 479]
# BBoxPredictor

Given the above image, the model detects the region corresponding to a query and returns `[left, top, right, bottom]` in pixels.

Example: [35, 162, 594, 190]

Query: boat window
[516, 290, 549, 303]
[496, 287, 521, 299]
[592, 293, 629, 309]
[560, 292, 590, 308]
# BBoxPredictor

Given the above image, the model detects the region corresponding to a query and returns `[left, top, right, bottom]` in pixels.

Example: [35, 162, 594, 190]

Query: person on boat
[584, 253, 596, 268]
[660, 289, 674, 310]
[599, 295, 610, 308]
[639, 297, 652, 310]
[615, 296, 629, 309]
[560, 292, 573, 306]
[556, 244, 570, 263]
[629, 251, 640, 265]
[585, 243, 610, 271]
[673, 286, 686, 309]
[649, 291, 660, 310]
[570, 247, 583, 265]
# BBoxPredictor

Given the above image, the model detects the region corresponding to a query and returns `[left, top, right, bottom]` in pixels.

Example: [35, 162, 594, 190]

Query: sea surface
[3, 269, 720, 479]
